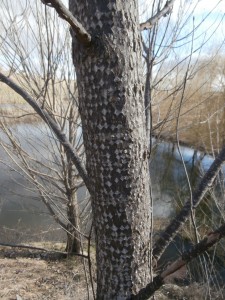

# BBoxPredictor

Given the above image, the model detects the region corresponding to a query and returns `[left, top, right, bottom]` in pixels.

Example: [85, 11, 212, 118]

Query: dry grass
[1, 253, 223, 300]
[0, 81, 25, 105]
[0, 245, 94, 300]
[1, 62, 225, 150]
[0, 242, 224, 300]
[0, 80, 40, 124]
[0, 71, 77, 125]
[0, 257, 88, 300]
[0, 105, 39, 124]
[152, 56, 225, 153]
[152, 89, 225, 153]
[156, 283, 225, 299]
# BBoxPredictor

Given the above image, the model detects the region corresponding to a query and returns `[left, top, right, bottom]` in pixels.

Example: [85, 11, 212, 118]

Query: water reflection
[150, 141, 206, 217]
[1, 126, 224, 285]
[0, 124, 222, 241]
[0, 123, 66, 242]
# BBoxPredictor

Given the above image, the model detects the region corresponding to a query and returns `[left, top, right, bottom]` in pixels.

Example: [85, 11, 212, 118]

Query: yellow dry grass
[152, 89, 225, 153]
[1, 64, 225, 152]
[0, 246, 92, 300]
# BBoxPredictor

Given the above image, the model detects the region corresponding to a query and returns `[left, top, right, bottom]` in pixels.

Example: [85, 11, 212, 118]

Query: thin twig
[0, 72, 92, 195]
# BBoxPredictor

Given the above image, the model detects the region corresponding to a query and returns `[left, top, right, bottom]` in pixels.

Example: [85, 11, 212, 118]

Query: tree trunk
[66, 191, 81, 254]
[66, 110, 82, 255]
[69, 1, 152, 298]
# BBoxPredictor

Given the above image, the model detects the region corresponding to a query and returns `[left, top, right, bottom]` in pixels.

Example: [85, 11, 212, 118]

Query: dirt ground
[0, 247, 93, 300]
[1, 246, 225, 300]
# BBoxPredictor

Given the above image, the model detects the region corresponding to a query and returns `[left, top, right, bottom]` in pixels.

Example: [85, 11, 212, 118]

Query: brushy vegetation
[1, 56, 225, 152]
[0, 80, 38, 124]
[0, 71, 76, 125]
[0, 77, 25, 104]
[1, 245, 224, 300]
[152, 56, 225, 153]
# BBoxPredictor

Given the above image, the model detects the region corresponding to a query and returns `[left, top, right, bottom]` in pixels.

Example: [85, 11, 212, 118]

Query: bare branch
[0, 72, 92, 194]
[132, 224, 225, 299]
[140, 0, 175, 31]
[153, 145, 225, 261]
[40, 0, 92, 45]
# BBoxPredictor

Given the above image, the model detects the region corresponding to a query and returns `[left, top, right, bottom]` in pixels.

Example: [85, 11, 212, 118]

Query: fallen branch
[0, 242, 88, 258]
[132, 223, 225, 299]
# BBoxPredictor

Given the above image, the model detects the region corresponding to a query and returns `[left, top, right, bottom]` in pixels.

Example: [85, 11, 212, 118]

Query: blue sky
[138, 1, 225, 93]
[0, 0, 224, 74]
[139, 0, 225, 56]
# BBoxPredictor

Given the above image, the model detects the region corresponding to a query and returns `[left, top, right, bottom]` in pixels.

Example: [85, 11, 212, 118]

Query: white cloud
[139, 0, 225, 42]
[171, 0, 225, 18]
[192, 0, 225, 15]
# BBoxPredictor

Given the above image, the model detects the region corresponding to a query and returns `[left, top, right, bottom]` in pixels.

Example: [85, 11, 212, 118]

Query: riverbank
[1, 245, 224, 300]
[1, 104, 224, 155]
[0, 103, 39, 124]
[0, 79, 38, 124]
[0, 245, 87, 300]
[152, 91, 225, 154]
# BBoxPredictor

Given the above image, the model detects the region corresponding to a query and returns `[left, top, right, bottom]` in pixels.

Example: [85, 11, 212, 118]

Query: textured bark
[69, 1, 152, 298]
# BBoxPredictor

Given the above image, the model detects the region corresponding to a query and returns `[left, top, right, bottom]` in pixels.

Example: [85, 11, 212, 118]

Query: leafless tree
[1, 0, 225, 298]
[0, 0, 89, 255]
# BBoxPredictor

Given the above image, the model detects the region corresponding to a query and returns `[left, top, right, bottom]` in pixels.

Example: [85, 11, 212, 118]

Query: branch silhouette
[153, 145, 225, 262]
[0, 72, 92, 194]
[140, 0, 175, 30]
[132, 223, 225, 299]
[41, 0, 92, 45]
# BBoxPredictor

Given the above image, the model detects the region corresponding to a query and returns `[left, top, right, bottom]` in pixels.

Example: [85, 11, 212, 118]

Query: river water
[1, 122, 225, 286]
[0, 123, 67, 242]
[0, 123, 222, 242]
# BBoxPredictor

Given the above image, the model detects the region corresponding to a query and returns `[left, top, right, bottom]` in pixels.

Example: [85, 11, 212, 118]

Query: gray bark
[69, 1, 152, 298]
